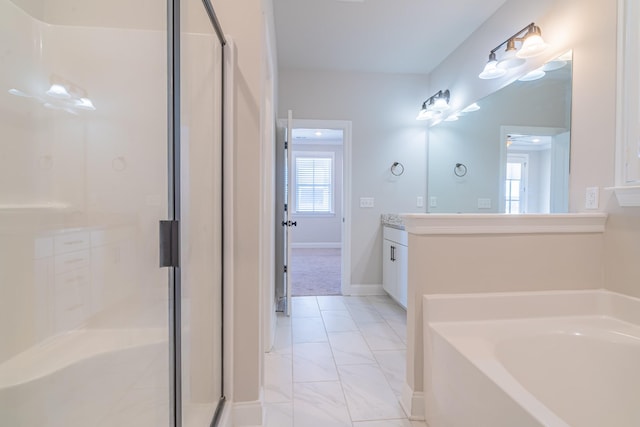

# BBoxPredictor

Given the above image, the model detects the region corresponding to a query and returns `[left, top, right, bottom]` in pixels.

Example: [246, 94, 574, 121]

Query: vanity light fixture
[479, 22, 548, 79]
[416, 89, 450, 121]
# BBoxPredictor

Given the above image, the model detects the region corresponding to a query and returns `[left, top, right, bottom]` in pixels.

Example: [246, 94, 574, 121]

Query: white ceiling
[292, 128, 344, 143]
[272, 0, 509, 74]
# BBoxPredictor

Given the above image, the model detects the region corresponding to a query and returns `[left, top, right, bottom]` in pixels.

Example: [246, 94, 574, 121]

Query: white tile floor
[263, 295, 426, 427]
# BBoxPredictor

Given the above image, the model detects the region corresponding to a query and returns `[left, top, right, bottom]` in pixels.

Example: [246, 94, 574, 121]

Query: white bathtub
[0, 328, 167, 426]
[422, 290, 640, 427]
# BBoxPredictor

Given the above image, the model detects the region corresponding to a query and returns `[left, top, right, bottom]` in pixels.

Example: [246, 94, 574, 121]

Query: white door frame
[276, 118, 353, 296]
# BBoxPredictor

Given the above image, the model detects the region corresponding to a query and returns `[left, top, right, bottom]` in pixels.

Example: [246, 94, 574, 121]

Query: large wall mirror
[427, 51, 573, 213]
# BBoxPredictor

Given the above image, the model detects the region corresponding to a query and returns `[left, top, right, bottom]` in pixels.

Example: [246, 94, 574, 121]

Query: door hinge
[159, 220, 180, 268]
[284, 203, 288, 212]
[284, 265, 287, 273]
[284, 141, 288, 150]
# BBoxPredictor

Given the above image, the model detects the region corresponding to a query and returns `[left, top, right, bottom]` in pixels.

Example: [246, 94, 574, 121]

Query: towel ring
[454, 163, 467, 177]
[391, 162, 405, 176]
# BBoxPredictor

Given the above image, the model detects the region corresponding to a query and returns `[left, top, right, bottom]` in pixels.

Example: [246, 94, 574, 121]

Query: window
[294, 152, 334, 214]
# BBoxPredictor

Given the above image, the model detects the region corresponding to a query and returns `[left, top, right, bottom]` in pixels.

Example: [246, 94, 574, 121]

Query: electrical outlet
[429, 196, 437, 208]
[416, 196, 424, 208]
[585, 187, 599, 209]
[359, 197, 374, 208]
[478, 198, 492, 209]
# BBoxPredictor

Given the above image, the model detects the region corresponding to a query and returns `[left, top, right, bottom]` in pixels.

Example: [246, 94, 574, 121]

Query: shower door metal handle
[159, 220, 180, 267]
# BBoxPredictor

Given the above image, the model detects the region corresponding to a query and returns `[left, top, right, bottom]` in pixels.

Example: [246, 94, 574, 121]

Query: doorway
[499, 126, 570, 213]
[275, 118, 352, 312]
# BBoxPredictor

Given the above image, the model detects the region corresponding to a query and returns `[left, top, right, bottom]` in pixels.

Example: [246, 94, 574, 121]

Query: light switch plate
[429, 196, 437, 208]
[416, 196, 424, 208]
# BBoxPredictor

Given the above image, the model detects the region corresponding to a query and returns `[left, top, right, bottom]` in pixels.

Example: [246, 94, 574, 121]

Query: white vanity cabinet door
[382, 238, 397, 298]
[382, 226, 407, 309]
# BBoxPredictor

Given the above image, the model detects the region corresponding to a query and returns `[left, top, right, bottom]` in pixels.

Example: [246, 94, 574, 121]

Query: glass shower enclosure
[0, 0, 225, 426]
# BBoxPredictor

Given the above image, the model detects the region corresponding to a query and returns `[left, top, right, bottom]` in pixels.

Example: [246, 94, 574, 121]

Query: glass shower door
[0, 1, 171, 426]
[178, 0, 225, 425]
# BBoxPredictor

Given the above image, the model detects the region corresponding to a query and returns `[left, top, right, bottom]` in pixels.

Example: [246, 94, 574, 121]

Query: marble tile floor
[263, 295, 426, 427]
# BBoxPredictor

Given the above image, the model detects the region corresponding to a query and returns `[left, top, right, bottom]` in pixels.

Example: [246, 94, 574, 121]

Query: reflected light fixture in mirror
[461, 102, 480, 113]
[479, 22, 548, 79]
[519, 68, 546, 81]
[46, 84, 71, 99]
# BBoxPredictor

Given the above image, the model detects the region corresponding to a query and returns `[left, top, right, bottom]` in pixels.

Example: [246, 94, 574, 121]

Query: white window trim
[292, 151, 336, 216]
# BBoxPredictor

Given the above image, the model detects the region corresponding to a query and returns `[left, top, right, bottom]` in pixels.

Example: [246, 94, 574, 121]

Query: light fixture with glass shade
[416, 90, 450, 121]
[479, 52, 506, 79]
[497, 39, 526, 69]
[517, 25, 548, 58]
[478, 22, 548, 79]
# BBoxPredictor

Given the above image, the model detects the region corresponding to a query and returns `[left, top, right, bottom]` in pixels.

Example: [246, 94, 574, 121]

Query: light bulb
[432, 97, 449, 111]
[498, 39, 526, 70]
[516, 26, 548, 58]
[479, 52, 506, 79]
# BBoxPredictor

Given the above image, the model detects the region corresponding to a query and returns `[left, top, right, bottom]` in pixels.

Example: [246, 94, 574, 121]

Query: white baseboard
[347, 284, 385, 296]
[290, 242, 342, 249]
[232, 399, 264, 426]
[401, 382, 425, 421]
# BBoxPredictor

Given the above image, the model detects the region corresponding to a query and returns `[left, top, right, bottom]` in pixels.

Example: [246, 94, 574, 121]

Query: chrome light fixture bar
[479, 22, 548, 80]
[416, 89, 450, 121]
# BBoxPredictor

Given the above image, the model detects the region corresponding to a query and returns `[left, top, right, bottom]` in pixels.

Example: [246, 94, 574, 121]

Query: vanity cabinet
[382, 226, 407, 309]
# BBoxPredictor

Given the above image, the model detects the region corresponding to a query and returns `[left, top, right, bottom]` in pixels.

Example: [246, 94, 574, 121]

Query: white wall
[278, 70, 429, 288]
[211, 0, 275, 419]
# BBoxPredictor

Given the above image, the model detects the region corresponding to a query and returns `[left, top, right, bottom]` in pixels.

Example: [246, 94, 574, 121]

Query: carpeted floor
[290, 248, 341, 296]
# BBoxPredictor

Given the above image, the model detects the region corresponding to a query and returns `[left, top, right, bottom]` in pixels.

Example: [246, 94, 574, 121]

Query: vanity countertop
[381, 213, 405, 230]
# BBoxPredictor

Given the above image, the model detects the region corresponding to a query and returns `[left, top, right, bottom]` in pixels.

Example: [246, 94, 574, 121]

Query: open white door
[283, 110, 294, 315]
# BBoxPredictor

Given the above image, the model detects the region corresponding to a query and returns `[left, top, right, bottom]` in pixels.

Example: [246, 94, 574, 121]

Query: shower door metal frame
[167, 1, 227, 426]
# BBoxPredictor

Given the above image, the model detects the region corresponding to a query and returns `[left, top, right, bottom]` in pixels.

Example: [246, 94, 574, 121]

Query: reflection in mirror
[427, 51, 572, 213]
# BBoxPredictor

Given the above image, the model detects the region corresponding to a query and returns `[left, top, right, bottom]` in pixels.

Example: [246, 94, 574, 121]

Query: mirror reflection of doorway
[501, 127, 570, 213]
[289, 128, 344, 296]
